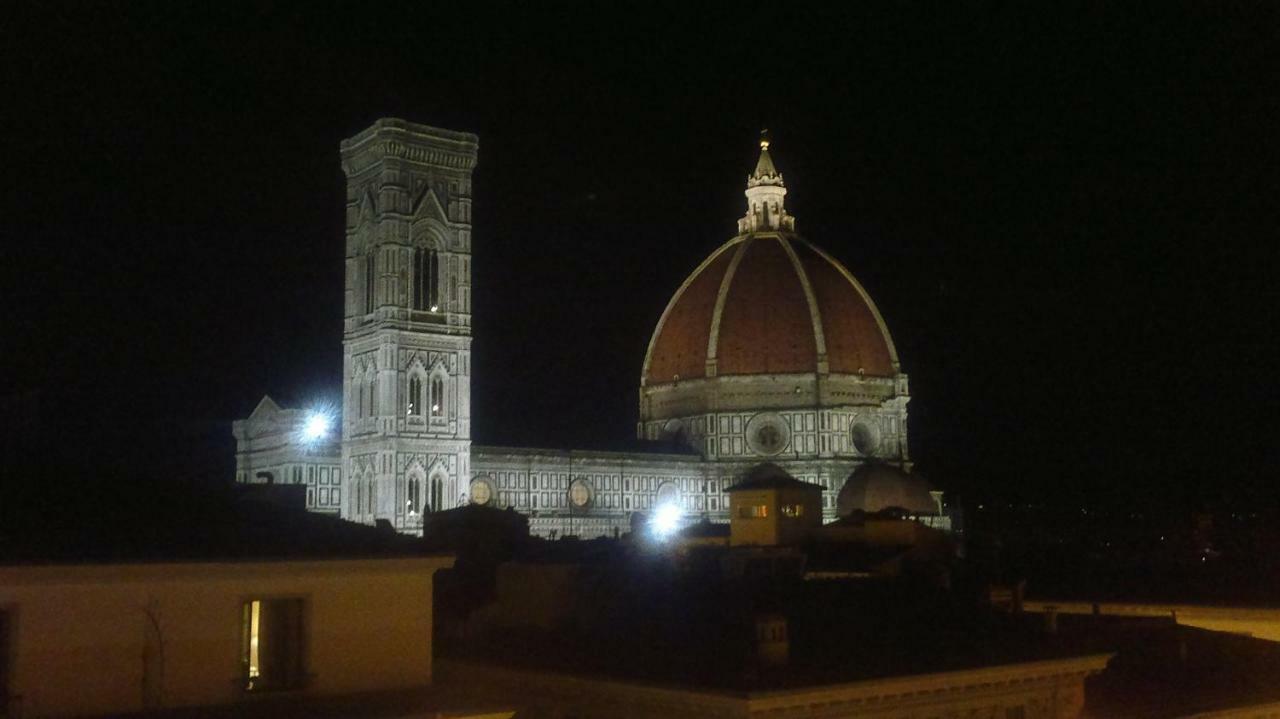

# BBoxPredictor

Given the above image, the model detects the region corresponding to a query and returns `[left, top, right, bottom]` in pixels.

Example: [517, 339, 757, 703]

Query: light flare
[651, 502, 682, 539]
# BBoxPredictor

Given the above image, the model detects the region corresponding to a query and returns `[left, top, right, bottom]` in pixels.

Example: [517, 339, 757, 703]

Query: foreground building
[0, 558, 455, 717]
[0, 485, 519, 718]
[234, 119, 928, 537]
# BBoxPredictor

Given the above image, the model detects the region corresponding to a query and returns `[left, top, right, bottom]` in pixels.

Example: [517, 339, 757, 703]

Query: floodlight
[303, 411, 331, 441]
[651, 502, 682, 539]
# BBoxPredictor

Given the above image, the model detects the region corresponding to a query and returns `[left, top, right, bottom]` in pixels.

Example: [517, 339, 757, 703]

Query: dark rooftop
[0, 479, 437, 565]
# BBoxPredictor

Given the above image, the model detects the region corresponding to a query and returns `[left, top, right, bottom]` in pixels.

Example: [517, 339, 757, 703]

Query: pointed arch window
[412, 247, 439, 311]
[354, 374, 364, 418]
[367, 479, 376, 515]
[364, 253, 377, 313]
[408, 376, 423, 416]
[429, 476, 444, 512]
[430, 376, 445, 417]
[407, 477, 422, 514]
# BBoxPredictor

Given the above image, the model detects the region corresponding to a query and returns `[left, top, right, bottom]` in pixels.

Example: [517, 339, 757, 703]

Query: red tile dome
[642, 233, 899, 386]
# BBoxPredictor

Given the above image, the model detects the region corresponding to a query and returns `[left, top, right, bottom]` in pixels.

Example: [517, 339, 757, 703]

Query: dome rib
[714, 236, 818, 376]
[777, 235, 829, 372]
[641, 238, 740, 385]
[704, 237, 751, 376]
[793, 237, 900, 373]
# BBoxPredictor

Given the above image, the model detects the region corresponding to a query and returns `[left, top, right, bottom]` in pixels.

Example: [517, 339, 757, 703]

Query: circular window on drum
[850, 421, 880, 456]
[469, 477, 494, 506]
[569, 479, 593, 508]
[746, 413, 791, 456]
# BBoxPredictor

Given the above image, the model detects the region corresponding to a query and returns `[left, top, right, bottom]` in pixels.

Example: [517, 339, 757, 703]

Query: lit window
[408, 376, 423, 416]
[407, 477, 422, 514]
[412, 247, 439, 311]
[781, 504, 804, 518]
[430, 377, 444, 417]
[737, 505, 768, 518]
[241, 598, 306, 692]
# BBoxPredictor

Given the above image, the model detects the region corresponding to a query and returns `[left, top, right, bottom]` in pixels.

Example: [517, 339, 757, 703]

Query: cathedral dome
[837, 464, 937, 516]
[638, 137, 910, 450]
[642, 233, 897, 385]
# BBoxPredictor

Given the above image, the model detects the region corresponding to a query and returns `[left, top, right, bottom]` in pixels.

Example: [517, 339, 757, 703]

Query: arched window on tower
[412, 247, 439, 311]
[430, 376, 444, 418]
[367, 479, 376, 515]
[429, 476, 444, 513]
[368, 372, 379, 417]
[408, 477, 422, 514]
[365, 253, 377, 313]
[353, 371, 363, 417]
[408, 376, 423, 416]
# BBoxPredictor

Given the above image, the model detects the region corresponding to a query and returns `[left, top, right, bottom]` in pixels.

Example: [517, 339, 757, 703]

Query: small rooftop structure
[726, 463, 823, 547]
[837, 462, 939, 517]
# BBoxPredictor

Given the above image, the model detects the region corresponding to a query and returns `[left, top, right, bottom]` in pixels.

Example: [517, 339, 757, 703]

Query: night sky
[3, 3, 1276, 514]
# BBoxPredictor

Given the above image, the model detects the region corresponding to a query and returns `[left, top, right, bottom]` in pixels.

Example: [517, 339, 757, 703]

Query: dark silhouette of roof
[0, 479, 438, 565]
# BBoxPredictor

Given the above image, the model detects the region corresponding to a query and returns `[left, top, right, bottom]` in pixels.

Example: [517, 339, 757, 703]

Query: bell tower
[339, 119, 478, 533]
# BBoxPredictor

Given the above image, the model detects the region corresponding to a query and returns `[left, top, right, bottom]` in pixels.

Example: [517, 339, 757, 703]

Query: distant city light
[303, 411, 332, 441]
[651, 502, 682, 539]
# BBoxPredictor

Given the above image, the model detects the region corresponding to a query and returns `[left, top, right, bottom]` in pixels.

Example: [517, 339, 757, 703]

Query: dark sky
[3, 3, 1276, 512]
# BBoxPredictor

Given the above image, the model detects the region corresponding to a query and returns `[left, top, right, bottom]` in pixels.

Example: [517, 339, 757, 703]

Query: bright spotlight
[651, 502, 682, 539]
[302, 412, 331, 441]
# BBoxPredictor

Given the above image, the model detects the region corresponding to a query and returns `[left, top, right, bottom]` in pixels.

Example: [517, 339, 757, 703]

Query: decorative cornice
[340, 118, 479, 176]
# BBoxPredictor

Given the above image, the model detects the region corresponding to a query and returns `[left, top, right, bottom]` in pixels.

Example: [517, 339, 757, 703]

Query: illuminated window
[412, 247, 439, 311]
[737, 504, 768, 518]
[408, 376, 423, 416]
[364, 253, 377, 313]
[781, 504, 804, 517]
[430, 376, 444, 417]
[241, 598, 305, 692]
[407, 477, 422, 513]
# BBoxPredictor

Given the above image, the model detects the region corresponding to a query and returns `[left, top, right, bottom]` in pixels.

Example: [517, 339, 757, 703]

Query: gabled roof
[248, 395, 283, 419]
